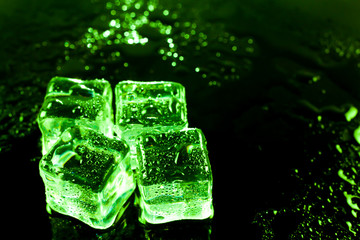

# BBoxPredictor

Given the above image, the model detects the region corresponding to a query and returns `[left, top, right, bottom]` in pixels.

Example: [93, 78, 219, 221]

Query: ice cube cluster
[38, 77, 213, 229]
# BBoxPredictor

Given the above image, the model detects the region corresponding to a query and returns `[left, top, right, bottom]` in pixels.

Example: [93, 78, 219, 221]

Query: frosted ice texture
[115, 81, 188, 138]
[39, 126, 135, 229]
[37, 77, 113, 154]
[135, 128, 214, 224]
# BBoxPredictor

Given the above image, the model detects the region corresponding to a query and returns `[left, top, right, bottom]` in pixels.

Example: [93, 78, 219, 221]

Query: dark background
[2, 0, 360, 239]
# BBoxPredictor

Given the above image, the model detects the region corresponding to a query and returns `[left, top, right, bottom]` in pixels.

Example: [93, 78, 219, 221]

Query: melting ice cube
[115, 80, 188, 138]
[135, 128, 214, 224]
[39, 125, 135, 229]
[37, 77, 113, 154]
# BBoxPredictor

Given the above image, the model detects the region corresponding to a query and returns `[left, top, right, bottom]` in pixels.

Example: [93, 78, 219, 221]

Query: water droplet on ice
[72, 106, 82, 114]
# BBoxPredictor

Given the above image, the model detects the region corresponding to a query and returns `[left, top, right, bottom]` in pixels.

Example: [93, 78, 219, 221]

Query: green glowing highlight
[335, 144, 343, 154]
[338, 169, 356, 186]
[345, 106, 358, 122]
[346, 221, 357, 236]
[353, 126, 360, 145]
[343, 191, 360, 210]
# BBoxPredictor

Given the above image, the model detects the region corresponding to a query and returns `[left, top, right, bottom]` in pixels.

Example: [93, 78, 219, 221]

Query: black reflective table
[2, 0, 360, 239]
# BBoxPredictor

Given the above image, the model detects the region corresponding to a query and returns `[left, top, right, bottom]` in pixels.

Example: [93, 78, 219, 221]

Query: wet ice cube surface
[135, 128, 213, 224]
[115, 81, 188, 137]
[39, 126, 135, 229]
[46, 76, 112, 103]
[37, 77, 113, 154]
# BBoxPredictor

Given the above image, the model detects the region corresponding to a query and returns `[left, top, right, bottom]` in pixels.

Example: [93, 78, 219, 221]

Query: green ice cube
[38, 77, 113, 154]
[46, 76, 112, 103]
[135, 128, 214, 224]
[39, 126, 135, 229]
[115, 81, 188, 138]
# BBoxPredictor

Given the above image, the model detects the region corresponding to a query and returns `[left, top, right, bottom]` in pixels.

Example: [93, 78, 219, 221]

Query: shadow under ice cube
[37, 77, 113, 154]
[135, 128, 214, 224]
[39, 126, 135, 229]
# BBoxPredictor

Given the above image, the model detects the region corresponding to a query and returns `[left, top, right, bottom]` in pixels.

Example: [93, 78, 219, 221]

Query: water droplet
[72, 106, 82, 114]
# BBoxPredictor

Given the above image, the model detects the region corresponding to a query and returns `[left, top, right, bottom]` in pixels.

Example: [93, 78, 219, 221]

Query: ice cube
[39, 125, 135, 229]
[135, 128, 214, 224]
[38, 77, 113, 154]
[115, 81, 188, 138]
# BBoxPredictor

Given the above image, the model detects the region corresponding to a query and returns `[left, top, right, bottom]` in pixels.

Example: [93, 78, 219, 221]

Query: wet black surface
[3, 0, 360, 239]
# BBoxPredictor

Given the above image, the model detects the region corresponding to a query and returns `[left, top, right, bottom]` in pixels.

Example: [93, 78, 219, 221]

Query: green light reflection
[59, 0, 257, 87]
